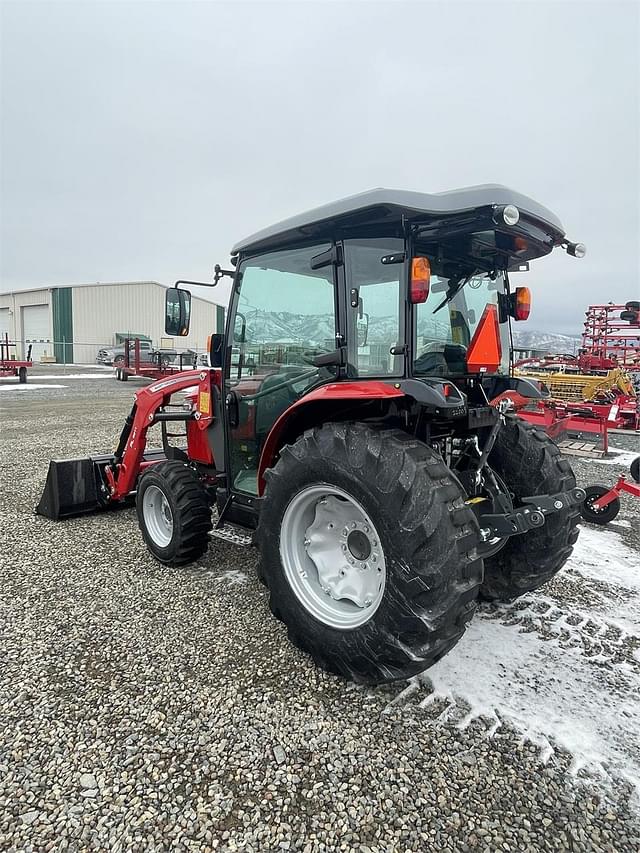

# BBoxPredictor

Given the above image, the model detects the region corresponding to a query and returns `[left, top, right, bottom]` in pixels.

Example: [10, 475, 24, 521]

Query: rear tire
[581, 485, 620, 524]
[620, 310, 639, 323]
[18, 367, 27, 383]
[481, 418, 579, 601]
[257, 423, 483, 685]
[631, 457, 640, 484]
[136, 461, 212, 566]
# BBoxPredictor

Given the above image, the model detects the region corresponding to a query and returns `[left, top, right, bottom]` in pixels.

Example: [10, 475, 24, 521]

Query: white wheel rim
[280, 484, 386, 630]
[143, 485, 174, 548]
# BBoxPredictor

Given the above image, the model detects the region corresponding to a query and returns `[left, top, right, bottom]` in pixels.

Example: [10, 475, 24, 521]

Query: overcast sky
[1, 0, 638, 333]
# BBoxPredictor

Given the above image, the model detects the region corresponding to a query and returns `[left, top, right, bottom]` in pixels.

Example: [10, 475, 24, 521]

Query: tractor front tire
[256, 423, 483, 685]
[481, 418, 579, 601]
[136, 461, 212, 566]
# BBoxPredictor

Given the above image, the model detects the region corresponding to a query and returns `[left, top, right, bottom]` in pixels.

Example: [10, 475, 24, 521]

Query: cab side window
[343, 238, 405, 377]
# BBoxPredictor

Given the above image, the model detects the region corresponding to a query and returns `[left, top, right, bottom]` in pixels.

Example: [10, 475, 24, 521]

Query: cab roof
[231, 185, 565, 256]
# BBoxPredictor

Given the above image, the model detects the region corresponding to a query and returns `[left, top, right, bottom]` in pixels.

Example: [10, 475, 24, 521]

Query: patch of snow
[28, 373, 114, 380]
[610, 519, 632, 529]
[213, 570, 248, 586]
[593, 448, 639, 467]
[0, 383, 68, 392]
[72, 363, 113, 369]
[389, 522, 640, 805]
[570, 525, 640, 599]
[419, 614, 640, 800]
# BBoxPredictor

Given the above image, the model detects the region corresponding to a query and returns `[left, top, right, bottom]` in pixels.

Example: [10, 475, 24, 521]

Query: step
[210, 523, 253, 547]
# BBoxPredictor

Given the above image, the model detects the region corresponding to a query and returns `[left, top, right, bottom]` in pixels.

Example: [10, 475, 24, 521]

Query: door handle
[226, 390, 241, 429]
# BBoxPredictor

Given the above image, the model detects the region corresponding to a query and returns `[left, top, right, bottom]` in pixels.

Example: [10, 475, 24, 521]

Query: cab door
[224, 243, 340, 496]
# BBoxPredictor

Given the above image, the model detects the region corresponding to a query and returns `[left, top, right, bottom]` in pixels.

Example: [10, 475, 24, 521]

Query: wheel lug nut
[351, 522, 357, 529]
[364, 598, 372, 607]
[364, 526, 370, 533]
[304, 538, 311, 547]
[341, 544, 347, 551]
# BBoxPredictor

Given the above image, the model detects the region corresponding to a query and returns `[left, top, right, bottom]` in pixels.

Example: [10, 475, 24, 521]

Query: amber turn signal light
[410, 257, 430, 304]
[513, 286, 531, 321]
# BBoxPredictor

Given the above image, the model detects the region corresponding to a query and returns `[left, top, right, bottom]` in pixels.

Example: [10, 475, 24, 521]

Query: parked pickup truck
[96, 340, 179, 367]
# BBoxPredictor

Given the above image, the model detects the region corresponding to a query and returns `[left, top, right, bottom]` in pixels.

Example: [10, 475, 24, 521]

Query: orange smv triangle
[466, 304, 502, 373]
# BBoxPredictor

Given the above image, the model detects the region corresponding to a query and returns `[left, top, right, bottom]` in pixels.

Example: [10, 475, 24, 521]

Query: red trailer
[0, 334, 33, 383]
[114, 337, 197, 382]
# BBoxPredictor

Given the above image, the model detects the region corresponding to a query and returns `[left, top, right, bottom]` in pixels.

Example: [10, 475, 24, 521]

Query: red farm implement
[581, 457, 640, 524]
[515, 300, 640, 433]
[0, 334, 33, 383]
[578, 301, 640, 373]
[114, 337, 198, 382]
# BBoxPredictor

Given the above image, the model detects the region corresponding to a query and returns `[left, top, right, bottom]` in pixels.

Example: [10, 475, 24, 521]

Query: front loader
[38, 185, 586, 684]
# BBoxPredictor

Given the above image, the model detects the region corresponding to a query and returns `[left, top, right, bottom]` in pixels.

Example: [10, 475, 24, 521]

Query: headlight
[566, 242, 586, 258]
[493, 204, 520, 227]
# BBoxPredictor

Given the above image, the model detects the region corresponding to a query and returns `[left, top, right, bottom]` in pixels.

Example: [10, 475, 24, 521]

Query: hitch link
[478, 487, 585, 540]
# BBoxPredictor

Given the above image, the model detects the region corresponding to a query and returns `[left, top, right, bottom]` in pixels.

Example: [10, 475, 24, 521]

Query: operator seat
[414, 343, 467, 376]
[254, 365, 310, 438]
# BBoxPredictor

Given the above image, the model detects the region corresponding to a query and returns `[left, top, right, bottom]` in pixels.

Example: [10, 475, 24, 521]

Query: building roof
[0, 280, 224, 308]
[231, 185, 565, 255]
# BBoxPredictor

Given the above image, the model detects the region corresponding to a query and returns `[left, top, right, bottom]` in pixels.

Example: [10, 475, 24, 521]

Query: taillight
[410, 257, 431, 303]
[513, 286, 531, 321]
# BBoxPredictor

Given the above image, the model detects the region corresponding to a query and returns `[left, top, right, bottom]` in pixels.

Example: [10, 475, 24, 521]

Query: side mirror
[165, 288, 192, 336]
[209, 333, 224, 368]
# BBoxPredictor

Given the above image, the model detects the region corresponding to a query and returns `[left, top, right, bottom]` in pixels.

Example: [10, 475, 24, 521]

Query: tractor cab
[167, 186, 584, 502]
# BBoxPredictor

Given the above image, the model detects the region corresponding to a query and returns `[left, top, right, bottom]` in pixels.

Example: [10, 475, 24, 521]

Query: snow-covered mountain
[511, 329, 581, 353]
[242, 309, 581, 353]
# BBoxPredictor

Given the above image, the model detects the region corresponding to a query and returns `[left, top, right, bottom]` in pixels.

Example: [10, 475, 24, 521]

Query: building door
[0, 308, 10, 340]
[22, 304, 51, 361]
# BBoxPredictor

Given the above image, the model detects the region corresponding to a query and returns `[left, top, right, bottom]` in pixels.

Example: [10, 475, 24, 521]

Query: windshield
[413, 271, 510, 376]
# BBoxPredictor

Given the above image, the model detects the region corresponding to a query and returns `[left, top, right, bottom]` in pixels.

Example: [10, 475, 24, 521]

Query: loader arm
[37, 369, 219, 520]
[106, 369, 217, 501]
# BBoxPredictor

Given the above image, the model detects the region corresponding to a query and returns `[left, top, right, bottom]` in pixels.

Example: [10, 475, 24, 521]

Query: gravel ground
[1, 366, 639, 852]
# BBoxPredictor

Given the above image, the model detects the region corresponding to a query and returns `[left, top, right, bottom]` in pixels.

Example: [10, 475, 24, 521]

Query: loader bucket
[36, 456, 109, 520]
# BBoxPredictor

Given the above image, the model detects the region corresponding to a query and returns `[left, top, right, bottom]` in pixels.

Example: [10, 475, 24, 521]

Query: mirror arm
[174, 279, 217, 289]
[213, 264, 235, 285]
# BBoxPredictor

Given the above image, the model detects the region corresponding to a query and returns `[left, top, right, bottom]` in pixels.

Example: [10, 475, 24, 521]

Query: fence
[7, 338, 209, 368]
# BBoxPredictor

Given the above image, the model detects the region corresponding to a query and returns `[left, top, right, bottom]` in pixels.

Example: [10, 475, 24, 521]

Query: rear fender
[256, 381, 405, 495]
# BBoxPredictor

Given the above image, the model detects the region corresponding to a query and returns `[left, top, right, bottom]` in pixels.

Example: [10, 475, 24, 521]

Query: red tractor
[38, 186, 587, 684]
